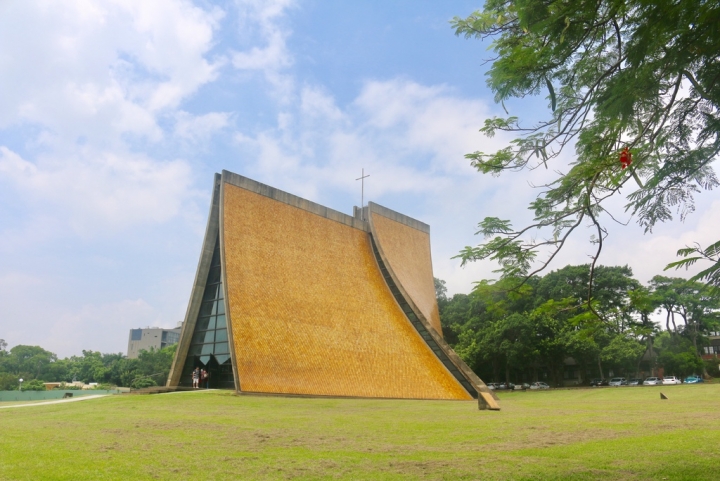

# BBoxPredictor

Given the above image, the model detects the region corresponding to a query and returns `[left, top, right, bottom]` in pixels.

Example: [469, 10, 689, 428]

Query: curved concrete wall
[222, 183, 471, 400]
[369, 209, 443, 337]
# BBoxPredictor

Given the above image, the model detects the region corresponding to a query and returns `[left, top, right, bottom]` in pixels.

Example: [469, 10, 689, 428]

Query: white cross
[355, 168, 370, 220]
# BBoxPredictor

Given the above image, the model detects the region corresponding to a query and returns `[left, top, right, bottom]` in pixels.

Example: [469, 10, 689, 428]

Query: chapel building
[167, 171, 498, 409]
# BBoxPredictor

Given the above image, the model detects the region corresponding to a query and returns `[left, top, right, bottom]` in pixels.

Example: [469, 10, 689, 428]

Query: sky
[1, 0, 718, 358]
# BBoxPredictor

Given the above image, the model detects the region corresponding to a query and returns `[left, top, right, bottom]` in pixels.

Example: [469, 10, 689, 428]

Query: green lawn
[0, 385, 718, 480]
[0, 400, 52, 406]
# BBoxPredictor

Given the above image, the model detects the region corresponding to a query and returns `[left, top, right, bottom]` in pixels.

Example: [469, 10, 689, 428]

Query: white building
[127, 325, 182, 359]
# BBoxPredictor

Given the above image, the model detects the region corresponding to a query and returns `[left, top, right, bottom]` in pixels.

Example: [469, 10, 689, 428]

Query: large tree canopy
[452, 0, 720, 290]
[438, 265, 717, 383]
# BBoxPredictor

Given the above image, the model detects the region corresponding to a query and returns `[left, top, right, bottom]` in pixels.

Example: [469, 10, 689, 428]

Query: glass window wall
[180, 236, 236, 389]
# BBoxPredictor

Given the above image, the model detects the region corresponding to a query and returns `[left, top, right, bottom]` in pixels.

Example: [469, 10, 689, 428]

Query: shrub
[21, 379, 47, 391]
[131, 377, 157, 389]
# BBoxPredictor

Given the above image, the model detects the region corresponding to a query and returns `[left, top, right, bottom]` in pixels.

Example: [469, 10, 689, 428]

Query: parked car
[529, 382, 550, 390]
[662, 376, 682, 385]
[515, 383, 531, 391]
[628, 378, 643, 386]
[589, 378, 608, 386]
[487, 383, 497, 390]
[496, 382, 515, 390]
[684, 375, 704, 384]
[643, 377, 662, 385]
[608, 377, 628, 386]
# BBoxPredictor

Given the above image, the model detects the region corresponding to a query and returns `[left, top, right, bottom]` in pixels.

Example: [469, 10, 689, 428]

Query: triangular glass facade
[180, 237, 235, 389]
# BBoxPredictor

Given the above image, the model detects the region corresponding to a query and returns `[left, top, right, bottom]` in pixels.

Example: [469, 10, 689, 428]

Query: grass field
[1, 385, 718, 480]
[0, 400, 52, 406]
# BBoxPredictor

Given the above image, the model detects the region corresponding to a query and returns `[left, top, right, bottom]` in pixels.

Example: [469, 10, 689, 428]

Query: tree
[0, 342, 180, 388]
[447, 264, 653, 384]
[535, 264, 639, 330]
[655, 332, 704, 378]
[134, 344, 178, 387]
[434, 277, 450, 331]
[452, 1, 720, 297]
[627, 286, 661, 375]
[531, 264, 642, 379]
[67, 350, 108, 384]
[651, 275, 720, 376]
[439, 292, 472, 346]
[453, 277, 537, 382]
[0, 373, 18, 391]
[0, 345, 58, 380]
[600, 335, 645, 376]
[434, 277, 448, 307]
[562, 327, 605, 381]
[651, 276, 685, 334]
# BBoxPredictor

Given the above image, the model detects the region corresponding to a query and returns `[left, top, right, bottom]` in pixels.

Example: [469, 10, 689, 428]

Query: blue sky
[1, 0, 717, 357]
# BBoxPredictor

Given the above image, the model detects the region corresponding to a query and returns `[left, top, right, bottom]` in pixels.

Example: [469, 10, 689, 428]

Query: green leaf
[545, 77, 556, 111]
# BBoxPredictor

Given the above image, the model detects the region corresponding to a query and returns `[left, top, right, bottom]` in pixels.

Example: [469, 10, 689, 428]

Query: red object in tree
[619, 147, 632, 170]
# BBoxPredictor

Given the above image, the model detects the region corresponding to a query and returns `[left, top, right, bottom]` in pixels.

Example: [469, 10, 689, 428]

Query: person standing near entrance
[192, 367, 200, 389]
[201, 369, 208, 389]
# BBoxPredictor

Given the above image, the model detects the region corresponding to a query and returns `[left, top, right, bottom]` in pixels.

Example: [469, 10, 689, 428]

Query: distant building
[702, 332, 720, 360]
[127, 325, 182, 359]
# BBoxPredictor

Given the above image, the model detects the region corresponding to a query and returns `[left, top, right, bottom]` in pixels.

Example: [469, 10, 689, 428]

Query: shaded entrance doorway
[178, 237, 236, 389]
[199, 354, 234, 389]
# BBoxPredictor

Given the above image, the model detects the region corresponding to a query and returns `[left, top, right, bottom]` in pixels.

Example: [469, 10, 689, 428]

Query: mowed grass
[1, 385, 719, 481]
[0, 400, 53, 406]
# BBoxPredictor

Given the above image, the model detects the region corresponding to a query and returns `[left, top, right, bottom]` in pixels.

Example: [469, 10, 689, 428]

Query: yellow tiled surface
[371, 212, 443, 336]
[222, 183, 470, 400]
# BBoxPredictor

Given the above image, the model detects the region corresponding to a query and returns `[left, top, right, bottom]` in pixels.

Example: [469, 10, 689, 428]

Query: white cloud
[230, 0, 295, 99]
[232, 30, 290, 71]
[234, 78, 504, 195]
[0, 0, 225, 244]
[0, 0, 223, 144]
[174, 111, 231, 142]
[300, 86, 344, 122]
[0, 146, 194, 235]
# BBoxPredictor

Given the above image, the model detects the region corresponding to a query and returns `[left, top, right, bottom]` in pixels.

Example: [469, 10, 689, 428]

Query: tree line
[0, 339, 176, 390]
[436, 265, 720, 387]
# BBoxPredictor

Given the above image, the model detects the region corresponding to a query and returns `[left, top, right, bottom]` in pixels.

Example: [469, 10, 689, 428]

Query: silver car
[608, 377, 628, 386]
[662, 376, 682, 385]
[529, 382, 549, 390]
[643, 377, 662, 385]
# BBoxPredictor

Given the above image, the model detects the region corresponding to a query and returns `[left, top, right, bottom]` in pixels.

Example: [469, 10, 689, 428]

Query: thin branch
[612, 17, 622, 64]
[681, 70, 712, 101]
[493, 211, 588, 295]
[584, 175, 609, 323]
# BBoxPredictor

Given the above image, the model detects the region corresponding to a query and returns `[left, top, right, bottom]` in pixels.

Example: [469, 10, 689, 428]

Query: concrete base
[478, 391, 501, 410]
